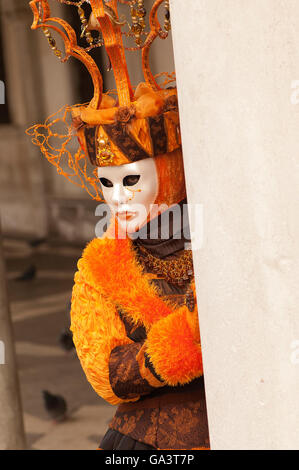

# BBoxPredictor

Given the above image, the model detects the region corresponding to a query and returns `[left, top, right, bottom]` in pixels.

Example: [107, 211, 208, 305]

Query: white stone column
[171, 0, 299, 450]
[0, 227, 26, 450]
[0, 0, 49, 237]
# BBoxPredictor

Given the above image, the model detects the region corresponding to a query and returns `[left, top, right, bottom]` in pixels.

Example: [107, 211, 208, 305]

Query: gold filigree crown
[27, 0, 181, 200]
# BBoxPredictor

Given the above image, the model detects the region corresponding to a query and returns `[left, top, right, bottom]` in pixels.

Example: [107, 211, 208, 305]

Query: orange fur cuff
[145, 307, 203, 387]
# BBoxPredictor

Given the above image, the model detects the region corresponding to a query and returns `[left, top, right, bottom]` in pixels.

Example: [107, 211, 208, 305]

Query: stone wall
[171, 0, 299, 450]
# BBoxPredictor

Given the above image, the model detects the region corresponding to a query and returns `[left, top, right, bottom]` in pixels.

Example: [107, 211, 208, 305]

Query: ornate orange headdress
[27, 0, 183, 201]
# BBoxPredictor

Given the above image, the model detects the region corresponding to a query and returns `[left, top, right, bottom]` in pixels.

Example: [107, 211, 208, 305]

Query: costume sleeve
[70, 260, 164, 406]
[144, 306, 204, 387]
[108, 342, 165, 401]
[108, 303, 204, 395]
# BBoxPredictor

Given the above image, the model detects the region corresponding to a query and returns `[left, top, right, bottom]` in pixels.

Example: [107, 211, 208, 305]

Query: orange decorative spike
[142, 0, 168, 90]
[89, 0, 134, 106]
[29, 0, 104, 109]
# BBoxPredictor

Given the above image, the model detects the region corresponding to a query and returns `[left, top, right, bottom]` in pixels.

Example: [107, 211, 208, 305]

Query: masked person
[27, 0, 209, 450]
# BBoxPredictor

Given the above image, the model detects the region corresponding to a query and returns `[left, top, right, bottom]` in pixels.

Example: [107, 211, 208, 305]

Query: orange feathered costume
[71, 237, 203, 403]
[70, 230, 210, 450]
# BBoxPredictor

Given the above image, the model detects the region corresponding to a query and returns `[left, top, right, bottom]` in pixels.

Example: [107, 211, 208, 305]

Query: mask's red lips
[116, 211, 137, 221]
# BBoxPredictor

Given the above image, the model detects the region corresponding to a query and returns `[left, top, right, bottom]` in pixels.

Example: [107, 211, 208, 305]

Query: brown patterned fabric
[103, 122, 149, 162]
[109, 398, 159, 448]
[149, 115, 168, 156]
[83, 116, 171, 165]
[109, 343, 158, 400]
[84, 126, 97, 165]
[109, 378, 209, 449]
[150, 278, 187, 308]
[118, 310, 147, 343]
[156, 380, 209, 449]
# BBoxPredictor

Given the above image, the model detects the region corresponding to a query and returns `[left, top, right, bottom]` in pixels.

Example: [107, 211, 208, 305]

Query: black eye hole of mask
[123, 175, 140, 187]
[99, 177, 113, 188]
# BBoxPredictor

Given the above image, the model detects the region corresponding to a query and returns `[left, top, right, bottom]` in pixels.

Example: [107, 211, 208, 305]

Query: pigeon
[42, 390, 67, 422]
[58, 327, 75, 352]
[15, 264, 36, 281]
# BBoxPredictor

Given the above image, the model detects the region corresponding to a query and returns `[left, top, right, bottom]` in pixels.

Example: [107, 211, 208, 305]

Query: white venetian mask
[98, 158, 159, 233]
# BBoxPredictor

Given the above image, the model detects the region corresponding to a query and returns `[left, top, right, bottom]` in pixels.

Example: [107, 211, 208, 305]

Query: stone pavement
[3, 238, 115, 450]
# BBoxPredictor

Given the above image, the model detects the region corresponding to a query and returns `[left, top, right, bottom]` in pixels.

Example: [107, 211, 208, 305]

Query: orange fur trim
[71, 236, 202, 397]
[82, 237, 175, 329]
[146, 307, 203, 386]
[71, 268, 138, 405]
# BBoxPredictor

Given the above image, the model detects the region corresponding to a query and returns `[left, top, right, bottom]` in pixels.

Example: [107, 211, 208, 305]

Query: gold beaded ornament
[97, 131, 115, 165]
[137, 244, 194, 286]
